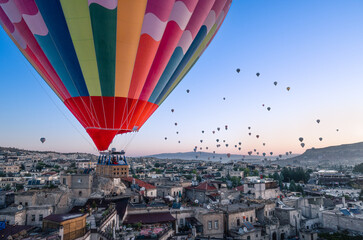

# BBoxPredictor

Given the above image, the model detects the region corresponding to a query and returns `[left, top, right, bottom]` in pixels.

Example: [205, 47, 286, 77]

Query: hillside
[276, 142, 363, 167]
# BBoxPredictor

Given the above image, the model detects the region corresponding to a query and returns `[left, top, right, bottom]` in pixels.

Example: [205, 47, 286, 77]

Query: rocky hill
[276, 142, 363, 167]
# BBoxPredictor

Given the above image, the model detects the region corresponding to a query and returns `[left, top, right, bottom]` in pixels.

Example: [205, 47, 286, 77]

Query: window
[180, 218, 184, 226]
[25, 202, 28, 207]
[19, 202, 22, 205]
[247, 236, 251, 240]
[78, 178, 82, 183]
[79, 191, 82, 197]
[237, 219, 240, 226]
[208, 221, 212, 230]
[214, 220, 219, 229]
[39, 214, 43, 221]
[256, 234, 258, 237]
[250, 217, 253, 222]
[31, 215, 35, 221]
[63, 178, 66, 184]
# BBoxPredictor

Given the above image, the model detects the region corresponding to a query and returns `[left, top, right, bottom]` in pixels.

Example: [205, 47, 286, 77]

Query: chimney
[342, 196, 346, 208]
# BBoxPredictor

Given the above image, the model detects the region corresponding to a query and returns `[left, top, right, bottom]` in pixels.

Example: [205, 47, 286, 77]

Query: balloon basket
[96, 149, 129, 178]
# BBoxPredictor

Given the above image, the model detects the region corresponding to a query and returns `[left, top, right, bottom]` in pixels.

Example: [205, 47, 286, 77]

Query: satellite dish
[17, 205, 23, 210]
[180, 207, 184, 211]
[194, 200, 199, 204]
[243, 227, 248, 232]
[238, 228, 244, 234]
[207, 205, 211, 209]
[140, 187, 145, 191]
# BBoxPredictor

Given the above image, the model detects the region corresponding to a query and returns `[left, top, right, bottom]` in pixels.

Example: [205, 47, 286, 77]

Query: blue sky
[1, 1, 363, 156]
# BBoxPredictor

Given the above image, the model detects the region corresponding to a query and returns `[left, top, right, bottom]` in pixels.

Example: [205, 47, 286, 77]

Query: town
[0, 147, 362, 240]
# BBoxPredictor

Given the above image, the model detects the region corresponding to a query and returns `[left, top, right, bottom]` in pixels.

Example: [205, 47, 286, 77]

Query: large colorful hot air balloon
[0, 0, 232, 151]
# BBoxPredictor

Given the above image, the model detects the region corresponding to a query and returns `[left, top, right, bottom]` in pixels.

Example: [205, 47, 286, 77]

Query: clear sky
[1, 1, 363, 157]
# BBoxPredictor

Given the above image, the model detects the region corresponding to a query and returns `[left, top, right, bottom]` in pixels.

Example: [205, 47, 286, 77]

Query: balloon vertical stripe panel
[35, 0, 89, 97]
[0, 0, 232, 151]
[60, 0, 102, 96]
[89, 1, 117, 97]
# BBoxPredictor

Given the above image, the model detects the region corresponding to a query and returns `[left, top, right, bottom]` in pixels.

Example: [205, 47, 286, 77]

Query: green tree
[289, 180, 297, 192]
[353, 163, 363, 174]
[4, 184, 11, 191]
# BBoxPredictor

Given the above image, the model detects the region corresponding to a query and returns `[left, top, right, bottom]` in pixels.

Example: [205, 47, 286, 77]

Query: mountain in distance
[275, 141, 363, 167]
[147, 151, 298, 163]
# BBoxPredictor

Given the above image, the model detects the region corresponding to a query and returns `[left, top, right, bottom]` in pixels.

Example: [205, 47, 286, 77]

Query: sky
[1, 1, 363, 157]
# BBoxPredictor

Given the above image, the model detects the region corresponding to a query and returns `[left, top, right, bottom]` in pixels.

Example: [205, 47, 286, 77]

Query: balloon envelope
[40, 138, 46, 143]
[0, 0, 232, 151]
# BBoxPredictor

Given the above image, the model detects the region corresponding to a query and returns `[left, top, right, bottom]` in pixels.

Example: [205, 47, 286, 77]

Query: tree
[353, 163, 363, 174]
[4, 184, 11, 191]
[154, 163, 160, 168]
[289, 180, 297, 192]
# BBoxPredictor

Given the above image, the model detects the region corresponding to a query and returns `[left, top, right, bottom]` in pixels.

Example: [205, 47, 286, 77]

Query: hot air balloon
[238, 147, 241, 151]
[299, 137, 304, 142]
[217, 127, 220, 131]
[171, 109, 174, 113]
[319, 137, 323, 141]
[200, 140, 203, 143]
[316, 119, 320, 124]
[263, 153, 266, 156]
[235, 145, 237, 148]
[289, 151, 292, 154]
[248, 127, 251, 130]
[267, 107, 271, 111]
[0, 0, 232, 152]
[223, 97, 226, 100]
[40, 137, 46, 144]
[256, 72, 260, 77]
[238, 142, 241, 146]
[286, 87, 290, 91]
[216, 139, 219, 142]
[248, 133, 251, 136]
[213, 151, 215, 154]
[273, 81, 277, 86]
[223, 140, 226, 143]
[206, 147, 208, 150]
[212, 131, 215, 134]
[254, 149, 256, 152]
[225, 144, 229, 147]
[186, 89, 190, 93]
[176, 131, 179, 134]
[178, 141, 181, 143]
[248, 151, 252, 156]
[175, 122, 178, 126]
[263, 143, 266, 146]
[286, 152, 288, 156]
[301, 143, 305, 148]
[165, 137, 167, 140]
[225, 125, 228, 130]
[202, 130, 204, 134]
[236, 68, 240, 73]
[262, 104, 265, 107]
[256, 135, 259, 139]
[279, 154, 282, 158]
[336, 129, 339, 132]
[270, 152, 273, 155]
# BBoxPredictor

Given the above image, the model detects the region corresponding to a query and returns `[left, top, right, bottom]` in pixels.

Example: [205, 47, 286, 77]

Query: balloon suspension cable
[20, 56, 98, 152]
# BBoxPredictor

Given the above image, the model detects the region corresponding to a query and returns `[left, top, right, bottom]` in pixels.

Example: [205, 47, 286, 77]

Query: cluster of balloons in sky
[163, 68, 340, 160]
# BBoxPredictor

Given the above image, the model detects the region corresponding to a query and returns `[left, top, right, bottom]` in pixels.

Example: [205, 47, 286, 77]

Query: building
[60, 173, 93, 201]
[243, 177, 280, 200]
[96, 153, 129, 178]
[185, 181, 220, 204]
[122, 177, 157, 198]
[0, 164, 19, 173]
[316, 170, 350, 186]
[43, 213, 87, 240]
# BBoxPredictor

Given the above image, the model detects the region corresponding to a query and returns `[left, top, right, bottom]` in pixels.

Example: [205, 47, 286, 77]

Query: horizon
[2, 1, 363, 156]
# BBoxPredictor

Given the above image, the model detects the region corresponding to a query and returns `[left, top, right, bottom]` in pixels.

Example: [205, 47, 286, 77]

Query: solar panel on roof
[350, 209, 361, 214]
[340, 209, 351, 216]
[243, 222, 254, 230]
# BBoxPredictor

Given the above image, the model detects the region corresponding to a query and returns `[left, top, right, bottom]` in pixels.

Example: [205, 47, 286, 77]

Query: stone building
[60, 173, 93, 201]
[185, 181, 219, 204]
[194, 208, 224, 238]
[243, 178, 280, 200]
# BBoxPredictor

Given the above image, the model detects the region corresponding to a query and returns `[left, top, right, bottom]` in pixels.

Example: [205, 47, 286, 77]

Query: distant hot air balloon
[176, 131, 179, 134]
[263, 143, 266, 146]
[238, 147, 241, 151]
[178, 141, 181, 143]
[270, 152, 273, 155]
[217, 127, 220, 131]
[286, 152, 289, 156]
[286, 87, 290, 91]
[165, 137, 167, 140]
[171, 109, 174, 113]
[216, 139, 219, 142]
[186, 89, 190, 93]
[236, 68, 240, 73]
[0, 0, 232, 151]
[225, 125, 228, 130]
[248, 127, 251, 130]
[274, 81, 277, 86]
[256, 72, 260, 77]
[202, 130, 204, 134]
[226, 144, 229, 147]
[299, 137, 304, 142]
[206, 147, 208, 150]
[212, 131, 215, 134]
[319, 137, 323, 141]
[289, 151, 292, 154]
[301, 143, 305, 148]
[262, 104, 265, 107]
[248, 133, 251, 136]
[175, 123, 178, 126]
[248, 151, 252, 156]
[213, 151, 215, 154]
[254, 149, 256, 152]
[263, 153, 266, 156]
[200, 140, 203, 143]
[223, 97, 226, 100]
[336, 129, 339, 132]
[235, 145, 237, 148]
[256, 135, 259, 139]
[40, 138, 46, 144]
[238, 142, 242, 146]
[316, 119, 320, 124]
[223, 140, 226, 143]
[267, 107, 271, 111]
[279, 154, 282, 158]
